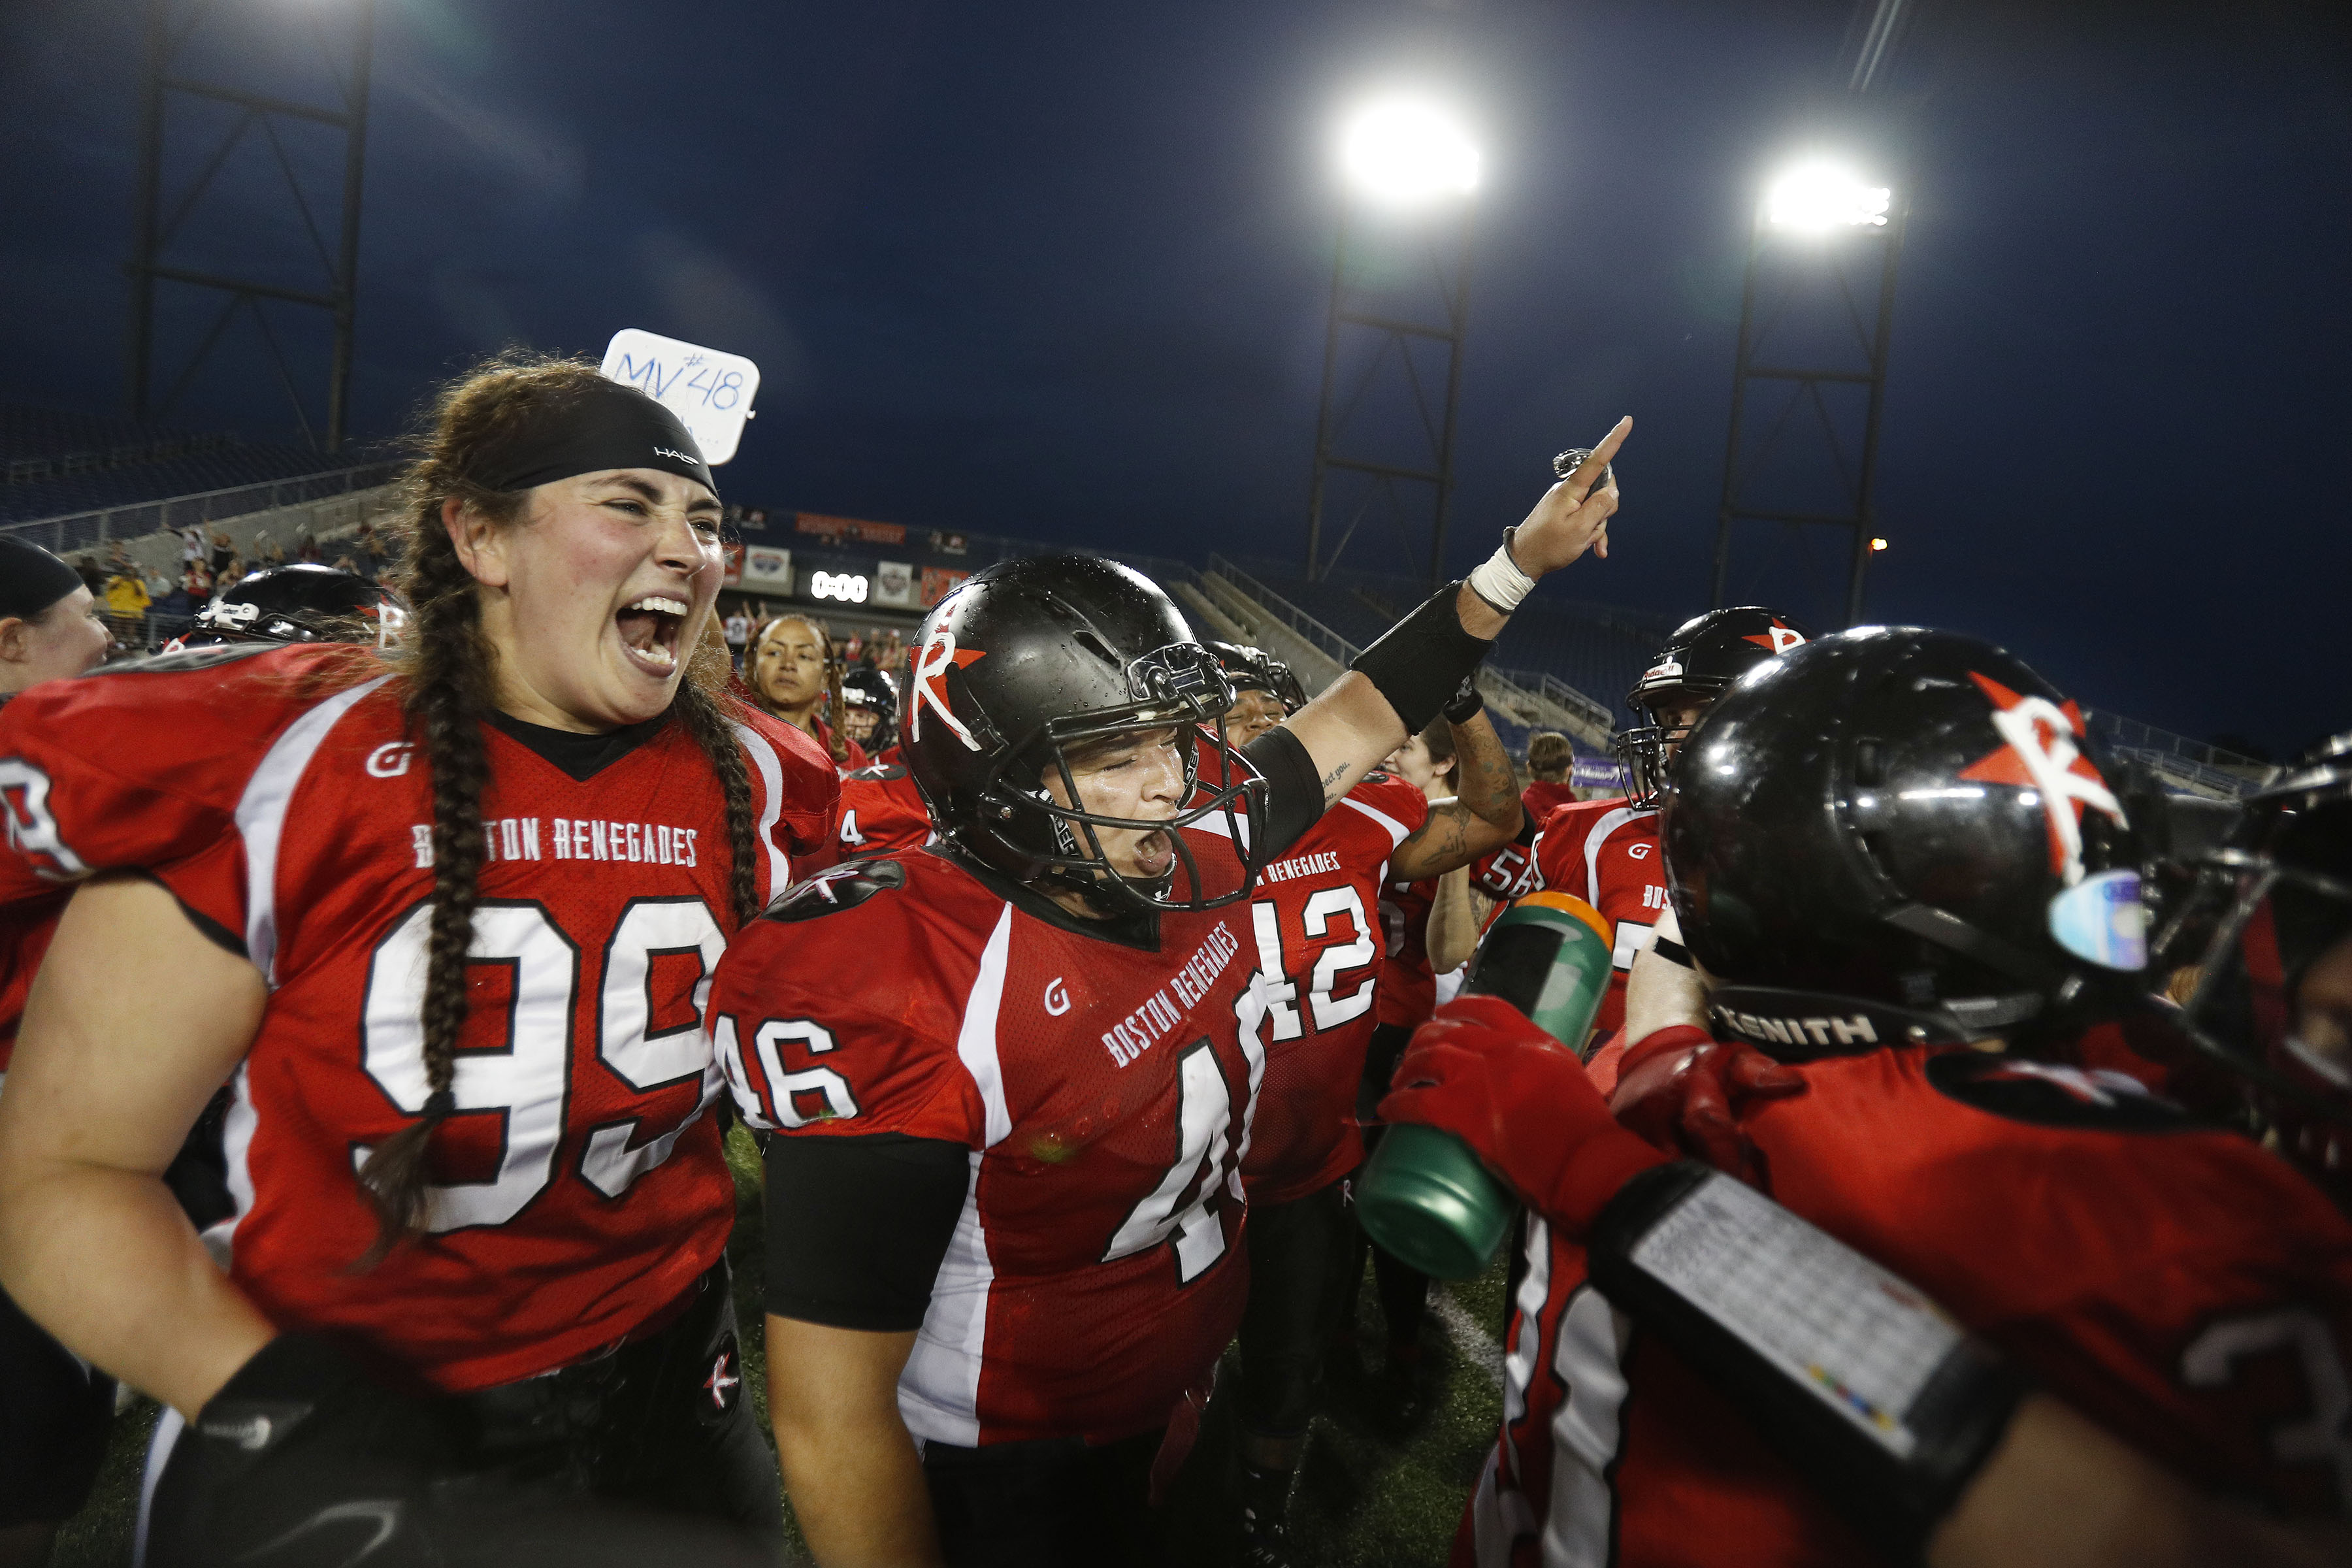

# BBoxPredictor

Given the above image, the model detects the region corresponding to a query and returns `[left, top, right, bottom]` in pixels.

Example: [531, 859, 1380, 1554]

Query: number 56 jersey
[710, 842, 1273, 1446]
[0, 645, 840, 1392]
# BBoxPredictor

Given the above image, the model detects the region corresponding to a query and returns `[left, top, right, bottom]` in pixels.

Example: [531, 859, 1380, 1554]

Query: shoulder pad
[845, 764, 910, 783]
[86, 643, 278, 678]
[1926, 1053, 2195, 1133]
[760, 858, 909, 923]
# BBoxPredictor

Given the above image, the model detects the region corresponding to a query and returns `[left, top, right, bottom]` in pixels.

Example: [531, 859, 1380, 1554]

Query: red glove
[1377, 995, 1673, 1236]
[1607, 1025, 1807, 1188]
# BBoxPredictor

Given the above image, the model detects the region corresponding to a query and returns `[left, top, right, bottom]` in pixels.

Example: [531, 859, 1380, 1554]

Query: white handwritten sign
[599, 329, 761, 465]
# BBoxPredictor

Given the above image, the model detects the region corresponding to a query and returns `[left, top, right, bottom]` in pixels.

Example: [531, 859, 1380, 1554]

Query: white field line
[1433, 1288, 1505, 1393]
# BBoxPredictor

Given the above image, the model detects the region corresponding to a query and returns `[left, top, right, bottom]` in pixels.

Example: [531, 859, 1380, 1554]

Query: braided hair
[355, 349, 760, 1264]
[748, 612, 848, 764]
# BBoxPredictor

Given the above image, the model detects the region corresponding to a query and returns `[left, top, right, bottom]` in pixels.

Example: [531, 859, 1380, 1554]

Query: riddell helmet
[1665, 628, 2149, 1056]
[901, 555, 1267, 915]
[1204, 640, 1308, 715]
[839, 666, 898, 747]
[2161, 736, 2352, 1166]
[1614, 606, 1809, 808]
[187, 564, 405, 647]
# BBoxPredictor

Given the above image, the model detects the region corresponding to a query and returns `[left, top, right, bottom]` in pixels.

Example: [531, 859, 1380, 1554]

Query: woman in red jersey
[747, 611, 867, 771]
[0, 355, 836, 1565]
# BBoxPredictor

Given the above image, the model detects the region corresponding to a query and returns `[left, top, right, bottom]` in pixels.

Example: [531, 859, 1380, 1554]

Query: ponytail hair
[353, 349, 760, 1266]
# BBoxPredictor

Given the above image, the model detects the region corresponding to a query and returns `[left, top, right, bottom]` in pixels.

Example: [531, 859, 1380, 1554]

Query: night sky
[3, 0, 2347, 754]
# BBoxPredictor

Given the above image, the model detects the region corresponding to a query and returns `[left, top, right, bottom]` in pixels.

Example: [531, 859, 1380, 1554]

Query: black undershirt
[763, 1132, 972, 1331]
[487, 709, 671, 782]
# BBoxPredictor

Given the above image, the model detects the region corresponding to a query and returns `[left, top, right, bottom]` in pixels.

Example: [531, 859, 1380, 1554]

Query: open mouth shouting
[615, 594, 690, 676]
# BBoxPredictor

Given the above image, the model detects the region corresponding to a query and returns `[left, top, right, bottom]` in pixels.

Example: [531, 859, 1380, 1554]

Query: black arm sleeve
[1348, 583, 1495, 734]
[762, 1132, 971, 1331]
[1586, 1164, 2028, 1561]
[1242, 725, 1326, 863]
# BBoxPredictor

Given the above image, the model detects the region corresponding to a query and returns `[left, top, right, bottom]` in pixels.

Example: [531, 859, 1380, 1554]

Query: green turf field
[52, 1126, 1506, 1566]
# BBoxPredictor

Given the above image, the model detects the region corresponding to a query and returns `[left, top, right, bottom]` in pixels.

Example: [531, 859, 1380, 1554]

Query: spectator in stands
[294, 531, 319, 564]
[215, 552, 245, 593]
[875, 627, 904, 673]
[0, 538, 110, 697]
[253, 530, 285, 569]
[351, 520, 385, 580]
[208, 530, 233, 576]
[182, 561, 212, 600]
[152, 575, 191, 623]
[101, 561, 150, 629]
[722, 605, 752, 668]
[178, 525, 205, 569]
[73, 554, 105, 596]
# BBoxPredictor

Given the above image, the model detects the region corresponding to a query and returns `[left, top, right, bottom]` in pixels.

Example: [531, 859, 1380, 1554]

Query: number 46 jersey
[710, 841, 1273, 1447]
[0, 645, 840, 1392]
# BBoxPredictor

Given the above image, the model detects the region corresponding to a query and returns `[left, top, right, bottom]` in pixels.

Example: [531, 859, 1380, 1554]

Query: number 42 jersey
[0, 645, 840, 1392]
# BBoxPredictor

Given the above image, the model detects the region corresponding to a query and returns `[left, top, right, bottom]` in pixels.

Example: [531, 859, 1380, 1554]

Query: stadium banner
[1571, 756, 1630, 790]
[873, 560, 916, 608]
[739, 545, 792, 591]
[920, 566, 971, 608]
[599, 329, 760, 465]
[796, 512, 907, 547]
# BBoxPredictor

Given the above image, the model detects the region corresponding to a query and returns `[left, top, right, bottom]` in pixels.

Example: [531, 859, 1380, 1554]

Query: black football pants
[146, 1259, 779, 1567]
[1234, 1179, 1357, 1439]
[0, 1284, 114, 1529]
[921, 1425, 1163, 1568]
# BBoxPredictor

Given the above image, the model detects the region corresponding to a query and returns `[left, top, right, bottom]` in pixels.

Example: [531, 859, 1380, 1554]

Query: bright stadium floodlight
[1765, 161, 1891, 231]
[1338, 97, 1480, 206]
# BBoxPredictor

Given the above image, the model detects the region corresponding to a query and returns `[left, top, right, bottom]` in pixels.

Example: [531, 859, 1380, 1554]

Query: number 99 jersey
[0, 645, 840, 1392]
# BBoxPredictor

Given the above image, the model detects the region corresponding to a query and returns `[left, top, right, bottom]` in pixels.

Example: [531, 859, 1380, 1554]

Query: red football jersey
[1225, 773, 1427, 1204]
[1461, 1045, 2352, 1567]
[1521, 779, 1579, 823]
[1375, 872, 1439, 1030]
[1531, 798, 1667, 1040]
[0, 897, 61, 1075]
[710, 838, 1273, 1446]
[0, 645, 838, 1392]
[834, 762, 934, 857]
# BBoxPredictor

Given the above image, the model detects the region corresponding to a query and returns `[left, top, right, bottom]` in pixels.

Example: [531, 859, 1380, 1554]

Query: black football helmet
[2158, 736, 2352, 1162]
[901, 555, 1267, 915]
[188, 564, 404, 647]
[1664, 628, 2149, 1056]
[839, 666, 898, 748]
[1614, 606, 1810, 808]
[1204, 640, 1307, 715]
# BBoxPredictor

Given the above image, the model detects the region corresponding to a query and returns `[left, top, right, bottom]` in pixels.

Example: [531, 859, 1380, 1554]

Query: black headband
[0, 536, 86, 620]
[463, 377, 719, 500]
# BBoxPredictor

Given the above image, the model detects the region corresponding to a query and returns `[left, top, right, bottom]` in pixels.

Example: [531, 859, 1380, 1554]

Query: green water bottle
[1356, 892, 1616, 1279]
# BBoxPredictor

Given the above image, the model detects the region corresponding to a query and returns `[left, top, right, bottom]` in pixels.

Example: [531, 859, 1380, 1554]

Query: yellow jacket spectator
[103, 572, 150, 620]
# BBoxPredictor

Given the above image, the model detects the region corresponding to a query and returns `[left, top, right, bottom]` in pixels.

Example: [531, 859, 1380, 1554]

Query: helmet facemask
[1613, 685, 1716, 809]
[969, 642, 1269, 916]
[2168, 826, 2352, 1162]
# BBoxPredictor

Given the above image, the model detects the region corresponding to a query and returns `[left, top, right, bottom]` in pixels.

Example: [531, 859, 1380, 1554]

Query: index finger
[1576, 416, 1632, 487]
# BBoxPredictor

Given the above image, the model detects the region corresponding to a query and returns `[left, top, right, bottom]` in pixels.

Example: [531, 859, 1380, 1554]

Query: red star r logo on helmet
[1740, 619, 1807, 655]
[909, 628, 988, 751]
[1957, 672, 2128, 886]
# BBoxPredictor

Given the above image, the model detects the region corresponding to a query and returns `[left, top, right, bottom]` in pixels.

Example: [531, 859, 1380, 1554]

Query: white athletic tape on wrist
[1466, 537, 1537, 615]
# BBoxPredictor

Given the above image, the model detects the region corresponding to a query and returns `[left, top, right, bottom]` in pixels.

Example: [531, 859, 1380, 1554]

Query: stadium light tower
[125, 0, 376, 451]
[1708, 157, 1906, 627]
[1304, 95, 1480, 589]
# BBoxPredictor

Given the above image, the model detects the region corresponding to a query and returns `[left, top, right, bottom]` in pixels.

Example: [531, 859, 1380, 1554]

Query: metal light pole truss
[1304, 202, 1473, 591]
[1708, 199, 1906, 627]
[125, 0, 376, 451]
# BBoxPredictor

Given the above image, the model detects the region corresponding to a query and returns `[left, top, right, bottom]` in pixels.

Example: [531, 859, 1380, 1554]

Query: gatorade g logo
[910, 629, 987, 751]
[1957, 674, 2129, 887]
[0, 759, 88, 881]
